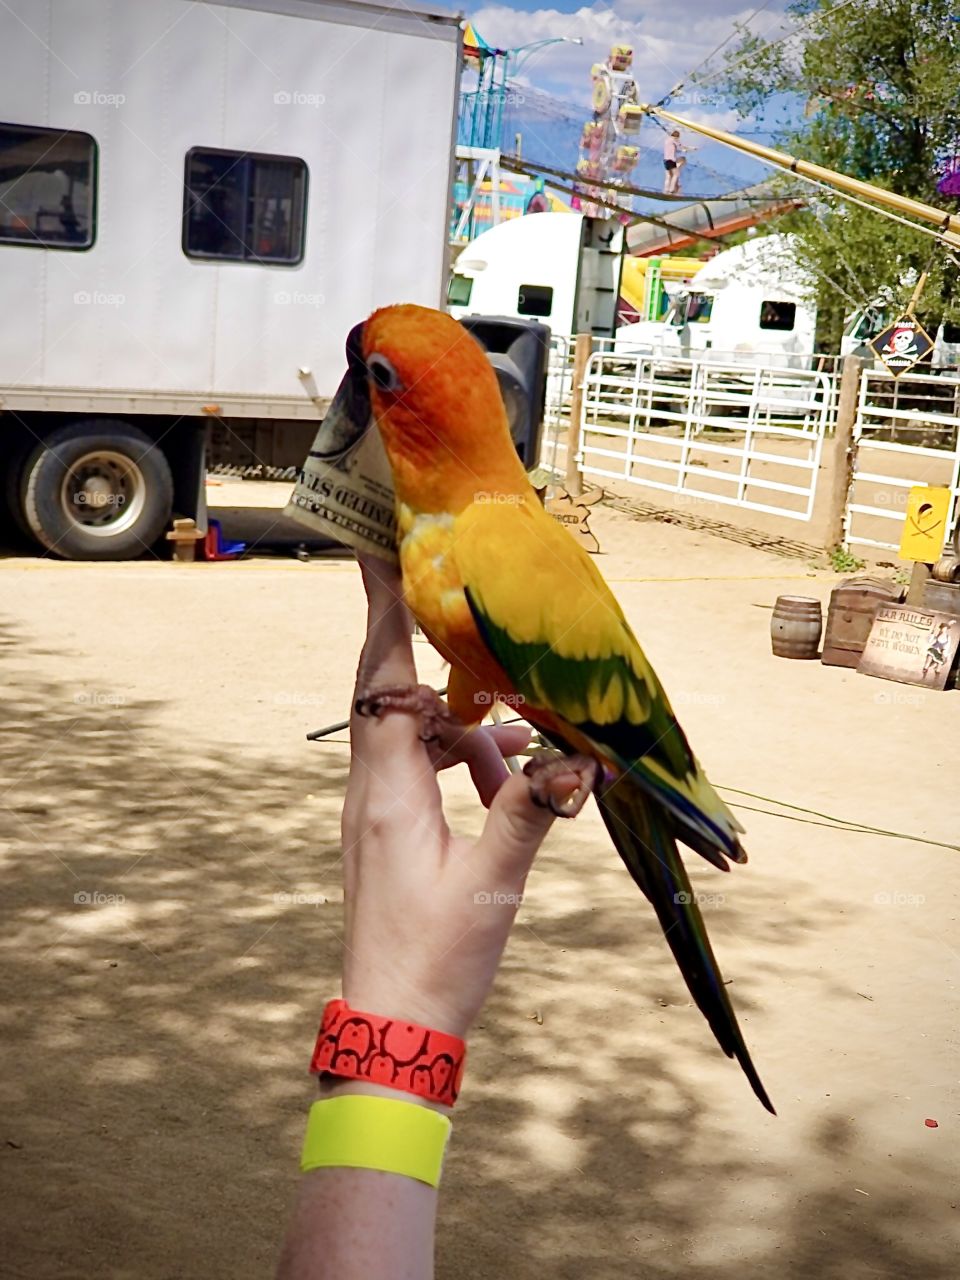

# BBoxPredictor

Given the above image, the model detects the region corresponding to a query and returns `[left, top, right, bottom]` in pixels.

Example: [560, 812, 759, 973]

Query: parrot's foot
[523, 751, 601, 818]
[354, 682, 463, 747]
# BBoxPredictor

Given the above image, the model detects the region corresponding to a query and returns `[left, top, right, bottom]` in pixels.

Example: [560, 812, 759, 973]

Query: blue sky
[465, 1, 802, 200]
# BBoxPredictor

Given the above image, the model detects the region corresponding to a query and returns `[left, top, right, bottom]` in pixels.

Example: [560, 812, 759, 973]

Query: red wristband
[310, 999, 466, 1107]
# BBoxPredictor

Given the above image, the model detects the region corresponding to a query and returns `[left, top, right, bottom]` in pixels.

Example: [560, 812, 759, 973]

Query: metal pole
[641, 105, 960, 248]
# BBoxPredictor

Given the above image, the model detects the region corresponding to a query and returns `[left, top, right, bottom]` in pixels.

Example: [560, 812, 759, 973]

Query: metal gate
[845, 368, 960, 553]
[576, 351, 834, 522]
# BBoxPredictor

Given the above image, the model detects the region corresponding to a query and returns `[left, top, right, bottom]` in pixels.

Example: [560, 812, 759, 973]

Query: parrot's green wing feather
[597, 783, 774, 1112]
[453, 498, 744, 863]
[453, 497, 773, 1112]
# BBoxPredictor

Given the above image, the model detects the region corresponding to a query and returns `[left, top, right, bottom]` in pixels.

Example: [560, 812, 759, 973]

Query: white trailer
[0, 0, 461, 558]
[447, 211, 625, 339]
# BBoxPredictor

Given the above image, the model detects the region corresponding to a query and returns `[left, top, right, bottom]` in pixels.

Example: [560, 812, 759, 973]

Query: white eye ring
[367, 353, 402, 393]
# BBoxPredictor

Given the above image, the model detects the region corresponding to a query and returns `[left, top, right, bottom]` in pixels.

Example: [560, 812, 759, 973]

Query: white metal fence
[541, 334, 614, 475]
[573, 350, 834, 522]
[845, 368, 960, 553]
[541, 343, 960, 553]
[540, 334, 572, 474]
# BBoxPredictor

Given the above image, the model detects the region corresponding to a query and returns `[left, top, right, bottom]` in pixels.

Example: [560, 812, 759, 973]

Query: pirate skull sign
[870, 315, 934, 376]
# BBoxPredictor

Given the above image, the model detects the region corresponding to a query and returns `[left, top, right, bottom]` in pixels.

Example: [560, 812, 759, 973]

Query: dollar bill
[284, 369, 399, 564]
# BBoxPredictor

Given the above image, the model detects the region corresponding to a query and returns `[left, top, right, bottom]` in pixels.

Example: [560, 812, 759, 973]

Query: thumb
[477, 769, 557, 882]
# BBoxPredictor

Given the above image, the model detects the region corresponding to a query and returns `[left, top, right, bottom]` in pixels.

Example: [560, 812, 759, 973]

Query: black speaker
[458, 316, 550, 468]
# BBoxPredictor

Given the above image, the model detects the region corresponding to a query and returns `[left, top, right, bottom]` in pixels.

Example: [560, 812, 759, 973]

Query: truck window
[447, 274, 473, 307]
[183, 147, 307, 264]
[0, 122, 96, 249]
[849, 307, 887, 341]
[685, 293, 713, 324]
[941, 322, 960, 345]
[517, 284, 553, 317]
[759, 300, 796, 331]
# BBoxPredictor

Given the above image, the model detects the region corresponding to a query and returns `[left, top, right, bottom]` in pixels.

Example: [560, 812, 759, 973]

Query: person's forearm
[277, 557, 563, 1277]
[276, 1080, 446, 1280]
[276, 1165, 437, 1280]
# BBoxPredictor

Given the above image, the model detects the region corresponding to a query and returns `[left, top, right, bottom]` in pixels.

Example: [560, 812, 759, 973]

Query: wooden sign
[858, 604, 960, 690]
[545, 486, 604, 554]
[898, 485, 951, 562]
[869, 315, 933, 377]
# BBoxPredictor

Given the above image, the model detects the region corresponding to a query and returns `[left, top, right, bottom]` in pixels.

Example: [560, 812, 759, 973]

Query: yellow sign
[898, 485, 951, 562]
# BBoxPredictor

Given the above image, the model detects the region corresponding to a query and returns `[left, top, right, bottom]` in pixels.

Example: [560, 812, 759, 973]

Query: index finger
[356, 555, 416, 691]
[349, 555, 438, 805]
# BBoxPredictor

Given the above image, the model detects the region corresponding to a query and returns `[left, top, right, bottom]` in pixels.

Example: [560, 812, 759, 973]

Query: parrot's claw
[355, 682, 427, 719]
[523, 751, 601, 818]
[354, 683, 464, 748]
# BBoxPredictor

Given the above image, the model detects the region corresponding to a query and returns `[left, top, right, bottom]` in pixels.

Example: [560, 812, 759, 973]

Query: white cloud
[678, 106, 754, 134]
[467, 2, 780, 190]
[469, 2, 790, 108]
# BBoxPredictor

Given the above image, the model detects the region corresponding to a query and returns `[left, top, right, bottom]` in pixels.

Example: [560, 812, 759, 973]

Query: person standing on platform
[663, 130, 693, 194]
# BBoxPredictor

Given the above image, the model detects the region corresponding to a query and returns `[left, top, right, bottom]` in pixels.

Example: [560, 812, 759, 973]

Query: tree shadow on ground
[0, 620, 954, 1280]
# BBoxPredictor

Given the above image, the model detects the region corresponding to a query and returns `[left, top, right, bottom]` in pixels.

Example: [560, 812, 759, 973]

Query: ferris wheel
[574, 44, 643, 219]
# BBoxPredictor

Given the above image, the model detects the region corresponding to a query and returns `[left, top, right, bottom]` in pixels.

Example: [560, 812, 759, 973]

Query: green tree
[715, 0, 960, 350]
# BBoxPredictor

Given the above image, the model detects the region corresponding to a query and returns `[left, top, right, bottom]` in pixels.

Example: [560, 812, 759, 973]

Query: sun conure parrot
[331, 303, 773, 1113]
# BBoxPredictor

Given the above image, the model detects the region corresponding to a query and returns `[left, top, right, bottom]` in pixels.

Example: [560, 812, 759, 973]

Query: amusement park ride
[455, 18, 960, 355]
[573, 45, 643, 220]
[454, 24, 582, 241]
[454, 30, 794, 248]
[455, 35, 647, 237]
[938, 154, 960, 200]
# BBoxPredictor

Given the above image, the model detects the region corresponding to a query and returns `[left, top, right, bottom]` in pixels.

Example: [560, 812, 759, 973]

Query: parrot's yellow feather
[355, 302, 771, 1111]
[454, 497, 655, 716]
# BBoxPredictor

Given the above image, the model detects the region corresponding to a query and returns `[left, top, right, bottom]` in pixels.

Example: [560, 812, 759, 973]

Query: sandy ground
[1, 484, 959, 1279]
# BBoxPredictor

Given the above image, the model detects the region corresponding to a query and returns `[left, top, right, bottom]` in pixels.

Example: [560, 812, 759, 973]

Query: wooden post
[821, 354, 863, 551]
[165, 517, 205, 563]
[565, 333, 592, 499]
[905, 561, 931, 607]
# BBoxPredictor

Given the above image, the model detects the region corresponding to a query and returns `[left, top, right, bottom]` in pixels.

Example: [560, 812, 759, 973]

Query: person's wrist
[340, 986, 473, 1041]
[312, 995, 468, 1108]
[317, 1076, 453, 1118]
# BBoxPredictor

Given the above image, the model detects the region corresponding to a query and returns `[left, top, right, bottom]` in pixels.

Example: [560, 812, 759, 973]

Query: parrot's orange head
[338, 304, 527, 512]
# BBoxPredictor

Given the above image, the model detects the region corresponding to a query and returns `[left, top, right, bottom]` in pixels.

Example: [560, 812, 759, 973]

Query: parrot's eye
[367, 354, 402, 394]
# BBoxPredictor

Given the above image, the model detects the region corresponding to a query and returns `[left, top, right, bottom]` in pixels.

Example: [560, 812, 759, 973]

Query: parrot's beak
[311, 322, 372, 460]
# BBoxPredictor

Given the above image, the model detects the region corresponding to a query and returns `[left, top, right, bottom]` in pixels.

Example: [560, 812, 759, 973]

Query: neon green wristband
[300, 1095, 451, 1188]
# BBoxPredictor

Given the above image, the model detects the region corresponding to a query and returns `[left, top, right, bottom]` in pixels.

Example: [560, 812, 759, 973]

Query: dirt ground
[1, 486, 959, 1279]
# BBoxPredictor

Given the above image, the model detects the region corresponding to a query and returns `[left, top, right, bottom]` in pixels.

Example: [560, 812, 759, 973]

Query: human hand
[337, 556, 586, 1041]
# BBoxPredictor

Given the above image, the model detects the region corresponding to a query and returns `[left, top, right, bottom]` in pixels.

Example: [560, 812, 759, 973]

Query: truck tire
[21, 420, 174, 560]
[2, 434, 37, 542]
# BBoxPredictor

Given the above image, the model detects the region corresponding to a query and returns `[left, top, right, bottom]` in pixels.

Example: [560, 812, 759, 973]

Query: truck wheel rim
[59, 450, 147, 536]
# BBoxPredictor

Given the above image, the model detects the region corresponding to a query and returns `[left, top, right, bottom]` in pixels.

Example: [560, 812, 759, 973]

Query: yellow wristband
[300, 1096, 451, 1188]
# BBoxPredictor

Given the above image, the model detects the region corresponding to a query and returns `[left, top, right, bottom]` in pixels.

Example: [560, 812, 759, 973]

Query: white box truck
[616, 234, 818, 367]
[447, 211, 625, 339]
[448, 218, 817, 367]
[0, 0, 461, 558]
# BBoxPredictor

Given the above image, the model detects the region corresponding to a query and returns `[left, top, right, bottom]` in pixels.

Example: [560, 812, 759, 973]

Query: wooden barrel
[771, 595, 823, 659]
[931, 556, 960, 584]
[822, 576, 901, 668]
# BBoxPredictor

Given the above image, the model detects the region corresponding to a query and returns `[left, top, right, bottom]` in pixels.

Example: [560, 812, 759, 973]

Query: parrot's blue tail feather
[596, 781, 775, 1115]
